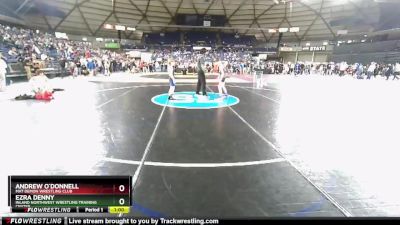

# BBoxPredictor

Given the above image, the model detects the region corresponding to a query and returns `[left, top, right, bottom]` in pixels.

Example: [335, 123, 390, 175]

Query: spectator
[75, 59, 82, 75]
[59, 58, 67, 78]
[356, 63, 364, 79]
[104, 59, 111, 76]
[393, 63, 400, 80]
[367, 62, 376, 79]
[23, 55, 33, 80]
[385, 64, 393, 80]
[87, 58, 96, 76]
[0, 53, 7, 91]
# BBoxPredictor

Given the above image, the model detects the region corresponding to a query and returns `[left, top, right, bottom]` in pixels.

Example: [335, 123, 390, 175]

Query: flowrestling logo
[151, 92, 240, 109]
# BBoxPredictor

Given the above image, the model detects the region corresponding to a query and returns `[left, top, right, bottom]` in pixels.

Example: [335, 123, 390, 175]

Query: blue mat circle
[151, 92, 240, 109]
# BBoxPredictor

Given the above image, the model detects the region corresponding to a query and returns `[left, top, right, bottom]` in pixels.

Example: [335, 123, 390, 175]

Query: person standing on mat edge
[218, 60, 228, 98]
[168, 60, 176, 100]
[0, 53, 7, 92]
[196, 48, 208, 97]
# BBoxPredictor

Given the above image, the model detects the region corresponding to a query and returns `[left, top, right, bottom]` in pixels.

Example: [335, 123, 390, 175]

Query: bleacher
[5, 60, 63, 85]
[220, 33, 256, 46]
[0, 41, 19, 63]
[144, 32, 180, 45]
[43, 61, 62, 78]
[184, 32, 217, 45]
[142, 31, 260, 48]
[330, 40, 400, 64]
[1, 40, 26, 84]
[333, 40, 400, 54]
[121, 43, 147, 50]
[1, 36, 68, 85]
[253, 47, 278, 53]
[5, 62, 27, 85]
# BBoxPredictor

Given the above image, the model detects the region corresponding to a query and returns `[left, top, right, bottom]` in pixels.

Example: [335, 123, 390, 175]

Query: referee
[196, 48, 207, 96]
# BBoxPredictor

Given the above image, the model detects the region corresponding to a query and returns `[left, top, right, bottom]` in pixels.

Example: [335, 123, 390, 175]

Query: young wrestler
[168, 60, 176, 100]
[218, 60, 228, 97]
[15, 70, 63, 101]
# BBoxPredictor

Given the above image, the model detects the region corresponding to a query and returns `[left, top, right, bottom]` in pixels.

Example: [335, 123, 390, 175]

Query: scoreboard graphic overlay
[8, 176, 131, 213]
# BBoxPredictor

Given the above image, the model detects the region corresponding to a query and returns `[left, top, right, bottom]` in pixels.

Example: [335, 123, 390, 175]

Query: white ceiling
[8, 0, 381, 42]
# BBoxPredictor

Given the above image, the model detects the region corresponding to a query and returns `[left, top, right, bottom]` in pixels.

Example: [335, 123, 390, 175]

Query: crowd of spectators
[146, 49, 400, 81]
[0, 24, 137, 80]
[149, 48, 255, 74]
[1, 23, 400, 85]
[258, 61, 400, 80]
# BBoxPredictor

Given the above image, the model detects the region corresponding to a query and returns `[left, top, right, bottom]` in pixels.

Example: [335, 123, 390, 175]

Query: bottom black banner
[2, 217, 400, 225]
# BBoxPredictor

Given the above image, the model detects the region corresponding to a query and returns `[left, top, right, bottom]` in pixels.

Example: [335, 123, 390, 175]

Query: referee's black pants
[196, 71, 207, 95]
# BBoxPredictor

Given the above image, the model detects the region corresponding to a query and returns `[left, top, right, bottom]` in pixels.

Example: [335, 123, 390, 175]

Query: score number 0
[118, 185, 126, 205]
[109, 184, 130, 214]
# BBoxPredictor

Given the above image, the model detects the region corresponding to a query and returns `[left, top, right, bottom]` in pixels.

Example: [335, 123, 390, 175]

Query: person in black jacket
[75, 59, 81, 75]
[385, 64, 392, 80]
[59, 58, 67, 78]
[196, 48, 208, 96]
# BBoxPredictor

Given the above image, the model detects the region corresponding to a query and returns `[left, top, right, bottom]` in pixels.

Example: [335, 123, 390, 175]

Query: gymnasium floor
[1, 73, 400, 217]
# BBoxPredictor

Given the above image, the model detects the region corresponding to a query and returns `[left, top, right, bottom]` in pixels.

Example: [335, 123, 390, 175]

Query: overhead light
[82, 37, 87, 41]
[268, 29, 277, 33]
[274, 0, 279, 4]
[279, 28, 288, 33]
[104, 24, 114, 29]
[361, 39, 366, 43]
[323, 41, 328, 46]
[96, 38, 104, 42]
[115, 25, 126, 31]
[347, 40, 352, 43]
[289, 27, 299, 32]
[127, 27, 136, 31]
